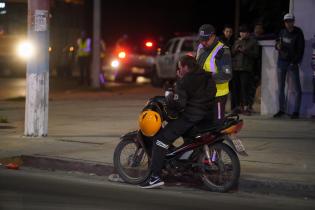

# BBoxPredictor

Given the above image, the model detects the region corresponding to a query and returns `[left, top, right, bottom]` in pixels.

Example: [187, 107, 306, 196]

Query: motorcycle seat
[184, 114, 240, 138]
[184, 119, 222, 138]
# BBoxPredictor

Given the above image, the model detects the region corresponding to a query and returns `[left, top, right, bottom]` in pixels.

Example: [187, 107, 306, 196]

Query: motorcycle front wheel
[198, 142, 240, 192]
[113, 139, 151, 184]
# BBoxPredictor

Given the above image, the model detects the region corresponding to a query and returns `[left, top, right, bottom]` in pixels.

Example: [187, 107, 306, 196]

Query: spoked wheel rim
[117, 141, 150, 181]
[199, 143, 240, 192]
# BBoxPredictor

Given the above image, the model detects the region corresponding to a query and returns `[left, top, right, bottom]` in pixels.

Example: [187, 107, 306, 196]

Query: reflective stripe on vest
[78, 39, 91, 57]
[203, 41, 229, 97]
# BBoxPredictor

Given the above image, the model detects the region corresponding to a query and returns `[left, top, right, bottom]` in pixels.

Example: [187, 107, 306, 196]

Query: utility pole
[289, 0, 294, 14]
[234, 0, 240, 39]
[91, 0, 101, 88]
[25, 0, 50, 137]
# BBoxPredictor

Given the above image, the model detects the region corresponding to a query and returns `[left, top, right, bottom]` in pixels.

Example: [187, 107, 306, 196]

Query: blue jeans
[277, 60, 302, 113]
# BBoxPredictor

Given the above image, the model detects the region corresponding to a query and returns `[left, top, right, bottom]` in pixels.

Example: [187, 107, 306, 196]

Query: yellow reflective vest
[77, 38, 91, 57]
[202, 41, 229, 97]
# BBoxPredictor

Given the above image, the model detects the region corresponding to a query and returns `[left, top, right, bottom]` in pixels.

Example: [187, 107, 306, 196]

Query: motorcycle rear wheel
[198, 142, 240, 192]
[113, 139, 151, 184]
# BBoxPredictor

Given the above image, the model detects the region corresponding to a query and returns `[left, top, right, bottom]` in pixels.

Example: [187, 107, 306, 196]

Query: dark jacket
[232, 36, 259, 72]
[276, 26, 305, 64]
[169, 69, 216, 122]
[219, 35, 234, 49]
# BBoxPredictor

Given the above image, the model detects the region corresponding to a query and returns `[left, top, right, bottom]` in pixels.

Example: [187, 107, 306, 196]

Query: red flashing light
[118, 51, 126, 59]
[145, 41, 153, 48]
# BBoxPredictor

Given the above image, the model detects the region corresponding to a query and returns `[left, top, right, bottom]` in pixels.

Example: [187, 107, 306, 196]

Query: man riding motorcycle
[140, 55, 217, 189]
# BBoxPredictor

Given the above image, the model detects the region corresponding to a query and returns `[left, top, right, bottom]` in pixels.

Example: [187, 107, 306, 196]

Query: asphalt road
[0, 77, 152, 100]
[0, 168, 314, 210]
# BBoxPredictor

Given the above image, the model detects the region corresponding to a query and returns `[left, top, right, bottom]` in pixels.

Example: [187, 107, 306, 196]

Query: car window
[171, 40, 180, 54]
[181, 40, 195, 52]
[163, 40, 173, 54]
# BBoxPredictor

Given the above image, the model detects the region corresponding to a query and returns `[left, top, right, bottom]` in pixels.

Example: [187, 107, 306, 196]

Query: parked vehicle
[113, 93, 247, 192]
[152, 36, 198, 87]
[102, 38, 157, 82]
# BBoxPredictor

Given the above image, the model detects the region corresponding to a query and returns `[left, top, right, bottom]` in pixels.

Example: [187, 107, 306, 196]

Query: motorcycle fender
[225, 136, 248, 156]
[120, 130, 139, 142]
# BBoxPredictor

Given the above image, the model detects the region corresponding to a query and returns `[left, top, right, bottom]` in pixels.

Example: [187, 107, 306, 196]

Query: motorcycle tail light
[221, 120, 243, 134]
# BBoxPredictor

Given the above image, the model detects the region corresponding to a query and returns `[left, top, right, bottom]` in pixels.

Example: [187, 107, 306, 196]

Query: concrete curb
[239, 177, 315, 199]
[3, 155, 314, 199]
[21, 155, 115, 176]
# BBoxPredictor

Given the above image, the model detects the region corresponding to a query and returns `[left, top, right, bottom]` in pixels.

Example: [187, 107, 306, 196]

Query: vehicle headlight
[111, 60, 120, 68]
[16, 41, 35, 60]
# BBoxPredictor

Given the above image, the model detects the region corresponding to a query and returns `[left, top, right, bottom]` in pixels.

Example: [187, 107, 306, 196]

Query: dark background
[97, 0, 289, 45]
[0, 0, 290, 49]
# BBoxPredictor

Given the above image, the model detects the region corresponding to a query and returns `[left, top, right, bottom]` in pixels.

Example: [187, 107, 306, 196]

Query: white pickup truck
[151, 36, 198, 87]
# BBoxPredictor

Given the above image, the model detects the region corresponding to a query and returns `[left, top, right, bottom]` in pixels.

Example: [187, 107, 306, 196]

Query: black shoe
[242, 109, 252, 116]
[140, 175, 164, 189]
[273, 111, 285, 118]
[232, 107, 242, 114]
[291, 112, 299, 119]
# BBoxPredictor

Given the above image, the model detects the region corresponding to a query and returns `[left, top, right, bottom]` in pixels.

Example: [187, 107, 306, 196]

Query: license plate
[131, 67, 145, 74]
[231, 136, 246, 153]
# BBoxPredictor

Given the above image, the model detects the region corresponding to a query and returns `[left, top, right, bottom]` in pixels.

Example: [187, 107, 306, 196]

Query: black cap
[198, 24, 216, 41]
[239, 25, 250, 33]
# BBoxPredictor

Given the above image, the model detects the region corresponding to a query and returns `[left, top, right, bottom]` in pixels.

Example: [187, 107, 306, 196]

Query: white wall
[260, 0, 315, 117]
[292, 0, 315, 117]
[260, 40, 279, 115]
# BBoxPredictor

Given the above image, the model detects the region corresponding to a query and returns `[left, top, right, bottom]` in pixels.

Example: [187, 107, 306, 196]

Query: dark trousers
[78, 56, 91, 85]
[248, 75, 260, 108]
[150, 116, 197, 176]
[277, 60, 302, 113]
[215, 95, 227, 124]
[229, 79, 238, 111]
[249, 48, 262, 108]
[232, 71, 251, 107]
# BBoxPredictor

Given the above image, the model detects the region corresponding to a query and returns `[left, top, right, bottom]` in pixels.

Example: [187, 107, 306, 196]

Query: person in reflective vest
[77, 31, 92, 85]
[196, 24, 232, 124]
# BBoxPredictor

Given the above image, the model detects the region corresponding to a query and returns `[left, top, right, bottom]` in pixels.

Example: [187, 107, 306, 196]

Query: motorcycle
[113, 95, 247, 192]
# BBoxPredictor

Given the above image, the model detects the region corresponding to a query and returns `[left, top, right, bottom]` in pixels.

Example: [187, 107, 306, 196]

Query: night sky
[97, 0, 289, 45]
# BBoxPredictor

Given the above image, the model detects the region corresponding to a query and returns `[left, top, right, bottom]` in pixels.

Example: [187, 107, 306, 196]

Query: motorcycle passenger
[140, 55, 216, 189]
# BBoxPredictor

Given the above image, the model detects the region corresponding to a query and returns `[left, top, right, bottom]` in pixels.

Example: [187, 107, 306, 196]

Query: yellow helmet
[138, 110, 162, 137]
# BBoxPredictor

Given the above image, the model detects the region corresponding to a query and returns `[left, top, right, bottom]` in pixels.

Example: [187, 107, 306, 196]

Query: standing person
[220, 25, 234, 49]
[253, 23, 265, 40]
[274, 13, 305, 119]
[196, 24, 232, 124]
[56, 44, 75, 79]
[140, 55, 216, 189]
[231, 25, 259, 115]
[248, 22, 265, 112]
[219, 25, 236, 112]
[77, 31, 92, 85]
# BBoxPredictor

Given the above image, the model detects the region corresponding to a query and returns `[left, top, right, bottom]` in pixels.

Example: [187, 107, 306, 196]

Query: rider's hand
[165, 90, 174, 102]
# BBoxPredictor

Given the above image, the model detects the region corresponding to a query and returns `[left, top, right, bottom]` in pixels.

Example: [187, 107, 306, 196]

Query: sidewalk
[0, 83, 315, 198]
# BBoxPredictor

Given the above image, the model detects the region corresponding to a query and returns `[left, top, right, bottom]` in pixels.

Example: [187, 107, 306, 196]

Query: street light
[16, 40, 35, 60]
